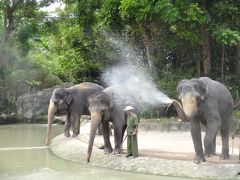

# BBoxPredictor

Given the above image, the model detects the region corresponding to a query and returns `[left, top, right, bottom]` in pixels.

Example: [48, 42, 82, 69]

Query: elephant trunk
[87, 112, 102, 162]
[171, 99, 189, 122]
[45, 99, 57, 145]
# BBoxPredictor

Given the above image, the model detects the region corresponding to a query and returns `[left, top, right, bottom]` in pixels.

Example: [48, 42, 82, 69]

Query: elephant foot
[71, 133, 79, 138]
[193, 155, 206, 164]
[98, 144, 104, 149]
[64, 131, 71, 138]
[220, 153, 230, 160]
[104, 147, 113, 154]
[113, 148, 122, 154]
[205, 152, 216, 158]
[205, 154, 214, 158]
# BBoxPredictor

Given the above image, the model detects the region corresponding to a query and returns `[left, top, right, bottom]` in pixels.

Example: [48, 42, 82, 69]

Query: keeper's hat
[124, 106, 134, 111]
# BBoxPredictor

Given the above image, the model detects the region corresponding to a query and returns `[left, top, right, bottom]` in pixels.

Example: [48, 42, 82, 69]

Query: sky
[40, 1, 65, 14]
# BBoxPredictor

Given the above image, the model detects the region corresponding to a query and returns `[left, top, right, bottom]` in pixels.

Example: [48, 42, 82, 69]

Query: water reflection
[0, 124, 188, 180]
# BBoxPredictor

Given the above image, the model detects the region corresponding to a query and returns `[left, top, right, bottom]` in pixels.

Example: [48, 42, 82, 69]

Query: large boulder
[16, 83, 73, 122]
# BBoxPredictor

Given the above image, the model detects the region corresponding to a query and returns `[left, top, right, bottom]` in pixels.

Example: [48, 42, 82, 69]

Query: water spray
[101, 33, 173, 107]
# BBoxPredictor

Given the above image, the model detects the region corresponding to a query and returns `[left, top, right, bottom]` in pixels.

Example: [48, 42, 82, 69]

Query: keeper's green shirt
[127, 113, 138, 135]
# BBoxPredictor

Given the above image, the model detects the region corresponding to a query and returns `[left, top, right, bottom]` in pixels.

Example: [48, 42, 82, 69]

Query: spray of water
[101, 34, 173, 106]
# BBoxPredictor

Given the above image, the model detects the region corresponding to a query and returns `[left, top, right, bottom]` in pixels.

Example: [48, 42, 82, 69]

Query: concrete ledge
[50, 123, 240, 179]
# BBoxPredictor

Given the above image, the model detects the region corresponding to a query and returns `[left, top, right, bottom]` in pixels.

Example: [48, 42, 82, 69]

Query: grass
[234, 110, 240, 119]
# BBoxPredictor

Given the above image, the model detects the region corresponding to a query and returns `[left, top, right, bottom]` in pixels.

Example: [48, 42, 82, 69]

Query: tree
[0, 0, 56, 45]
[0, 0, 60, 113]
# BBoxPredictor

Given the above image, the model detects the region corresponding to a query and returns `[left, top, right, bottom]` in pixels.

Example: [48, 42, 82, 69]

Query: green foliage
[235, 111, 240, 119]
[219, 74, 240, 100]
[97, 0, 123, 32]
[0, 45, 61, 113]
[0, 0, 240, 116]
[76, 0, 101, 34]
[169, 2, 206, 44]
[120, 0, 179, 23]
[211, 0, 240, 26]
[153, 0, 179, 23]
[212, 26, 240, 46]
[6, 51, 61, 95]
[26, 2, 105, 83]
[156, 68, 194, 99]
[25, 80, 42, 93]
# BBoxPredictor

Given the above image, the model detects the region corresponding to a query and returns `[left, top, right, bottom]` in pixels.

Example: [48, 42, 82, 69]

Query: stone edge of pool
[50, 134, 240, 179]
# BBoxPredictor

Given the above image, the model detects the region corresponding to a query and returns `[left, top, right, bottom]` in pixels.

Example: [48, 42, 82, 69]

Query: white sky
[40, 2, 65, 13]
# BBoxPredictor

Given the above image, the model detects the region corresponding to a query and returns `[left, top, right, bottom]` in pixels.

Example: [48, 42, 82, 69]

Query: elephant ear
[196, 79, 207, 100]
[177, 80, 187, 98]
[64, 91, 73, 106]
[109, 99, 114, 110]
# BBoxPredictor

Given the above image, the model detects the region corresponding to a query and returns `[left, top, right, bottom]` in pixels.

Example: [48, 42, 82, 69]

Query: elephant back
[103, 86, 141, 119]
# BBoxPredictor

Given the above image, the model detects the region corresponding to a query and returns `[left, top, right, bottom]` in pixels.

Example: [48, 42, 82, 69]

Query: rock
[0, 113, 22, 124]
[16, 82, 74, 122]
[139, 120, 190, 132]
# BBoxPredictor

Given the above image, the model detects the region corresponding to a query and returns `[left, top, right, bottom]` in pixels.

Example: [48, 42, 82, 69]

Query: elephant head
[172, 79, 207, 121]
[87, 91, 113, 162]
[45, 88, 73, 145]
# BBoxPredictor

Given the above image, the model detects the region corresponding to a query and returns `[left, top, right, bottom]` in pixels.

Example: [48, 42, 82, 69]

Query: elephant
[172, 77, 234, 163]
[86, 86, 140, 162]
[45, 82, 104, 145]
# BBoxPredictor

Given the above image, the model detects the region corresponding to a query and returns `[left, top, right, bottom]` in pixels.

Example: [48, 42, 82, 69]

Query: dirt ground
[80, 121, 240, 164]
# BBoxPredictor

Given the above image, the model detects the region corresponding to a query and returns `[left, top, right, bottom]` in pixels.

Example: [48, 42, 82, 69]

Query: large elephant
[87, 86, 140, 162]
[172, 77, 234, 163]
[45, 82, 104, 145]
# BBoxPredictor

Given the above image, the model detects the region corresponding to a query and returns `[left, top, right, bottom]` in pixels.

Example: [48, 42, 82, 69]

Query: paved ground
[50, 121, 240, 179]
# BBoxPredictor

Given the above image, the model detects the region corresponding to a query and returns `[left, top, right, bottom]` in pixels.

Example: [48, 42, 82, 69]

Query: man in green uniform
[125, 106, 139, 158]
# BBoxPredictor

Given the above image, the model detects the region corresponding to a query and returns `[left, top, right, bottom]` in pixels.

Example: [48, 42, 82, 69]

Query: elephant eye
[53, 100, 58, 106]
[196, 97, 201, 103]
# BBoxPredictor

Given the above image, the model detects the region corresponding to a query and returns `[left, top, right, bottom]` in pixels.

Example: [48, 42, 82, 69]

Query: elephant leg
[102, 121, 113, 154]
[204, 119, 218, 157]
[220, 117, 231, 159]
[97, 123, 103, 135]
[190, 120, 206, 163]
[72, 114, 80, 138]
[64, 113, 71, 138]
[113, 123, 124, 154]
[112, 112, 126, 154]
[114, 119, 127, 154]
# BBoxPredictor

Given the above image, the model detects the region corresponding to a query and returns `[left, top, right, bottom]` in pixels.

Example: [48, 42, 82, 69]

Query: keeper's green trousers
[127, 135, 138, 156]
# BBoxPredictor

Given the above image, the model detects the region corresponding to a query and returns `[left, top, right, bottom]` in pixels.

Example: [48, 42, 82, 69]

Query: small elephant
[87, 86, 140, 162]
[172, 77, 234, 163]
[45, 82, 104, 145]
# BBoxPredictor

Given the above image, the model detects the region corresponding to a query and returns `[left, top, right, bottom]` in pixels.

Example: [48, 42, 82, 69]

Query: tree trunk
[221, 45, 225, 82]
[195, 45, 202, 77]
[1, 3, 15, 45]
[236, 41, 240, 75]
[142, 24, 157, 75]
[202, 29, 211, 77]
